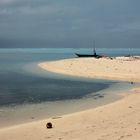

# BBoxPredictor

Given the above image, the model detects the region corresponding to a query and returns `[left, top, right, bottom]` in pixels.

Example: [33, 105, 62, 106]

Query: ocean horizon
[0, 47, 140, 56]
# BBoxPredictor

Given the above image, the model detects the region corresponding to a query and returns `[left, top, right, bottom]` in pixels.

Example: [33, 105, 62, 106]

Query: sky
[0, 0, 140, 48]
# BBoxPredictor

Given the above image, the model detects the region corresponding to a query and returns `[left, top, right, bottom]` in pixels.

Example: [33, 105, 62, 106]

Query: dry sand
[0, 57, 140, 140]
[39, 57, 140, 82]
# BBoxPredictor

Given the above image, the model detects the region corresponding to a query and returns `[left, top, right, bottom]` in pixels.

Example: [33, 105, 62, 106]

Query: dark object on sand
[130, 81, 134, 84]
[75, 48, 103, 58]
[46, 122, 53, 129]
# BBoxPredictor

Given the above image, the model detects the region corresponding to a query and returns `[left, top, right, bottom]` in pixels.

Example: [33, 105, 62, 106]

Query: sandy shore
[0, 88, 140, 140]
[0, 57, 140, 140]
[39, 57, 140, 82]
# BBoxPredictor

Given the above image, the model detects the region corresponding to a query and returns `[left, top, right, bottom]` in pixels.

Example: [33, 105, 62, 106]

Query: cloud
[0, 0, 140, 48]
[0, 0, 10, 3]
[0, 0, 16, 4]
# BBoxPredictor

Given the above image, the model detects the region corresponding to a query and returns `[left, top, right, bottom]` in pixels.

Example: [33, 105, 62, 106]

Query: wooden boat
[75, 48, 102, 58]
[75, 53, 96, 57]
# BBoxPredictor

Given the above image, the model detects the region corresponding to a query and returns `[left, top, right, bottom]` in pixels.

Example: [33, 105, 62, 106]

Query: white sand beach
[0, 57, 140, 140]
[39, 57, 140, 82]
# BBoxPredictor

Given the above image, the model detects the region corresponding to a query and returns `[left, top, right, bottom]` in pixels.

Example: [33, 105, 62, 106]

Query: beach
[0, 88, 140, 140]
[39, 57, 140, 82]
[0, 57, 140, 140]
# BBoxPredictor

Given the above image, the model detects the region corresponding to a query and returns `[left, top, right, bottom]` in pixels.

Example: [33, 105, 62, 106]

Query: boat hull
[75, 53, 102, 58]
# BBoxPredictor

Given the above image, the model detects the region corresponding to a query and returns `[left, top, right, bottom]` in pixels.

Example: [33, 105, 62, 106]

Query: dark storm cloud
[0, 0, 140, 48]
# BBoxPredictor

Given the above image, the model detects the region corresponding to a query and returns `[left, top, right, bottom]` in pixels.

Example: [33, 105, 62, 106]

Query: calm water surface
[0, 48, 139, 127]
[0, 48, 125, 106]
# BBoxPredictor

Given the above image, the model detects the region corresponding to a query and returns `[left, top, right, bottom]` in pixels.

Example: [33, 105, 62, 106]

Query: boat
[75, 48, 103, 58]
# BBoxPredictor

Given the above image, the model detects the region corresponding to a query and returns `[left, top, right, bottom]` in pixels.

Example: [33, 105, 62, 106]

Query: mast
[93, 40, 96, 56]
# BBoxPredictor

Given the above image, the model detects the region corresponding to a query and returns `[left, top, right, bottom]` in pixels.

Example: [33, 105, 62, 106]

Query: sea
[0, 48, 140, 127]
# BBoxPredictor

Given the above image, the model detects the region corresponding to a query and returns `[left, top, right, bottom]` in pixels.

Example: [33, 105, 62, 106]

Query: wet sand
[0, 88, 140, 140]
